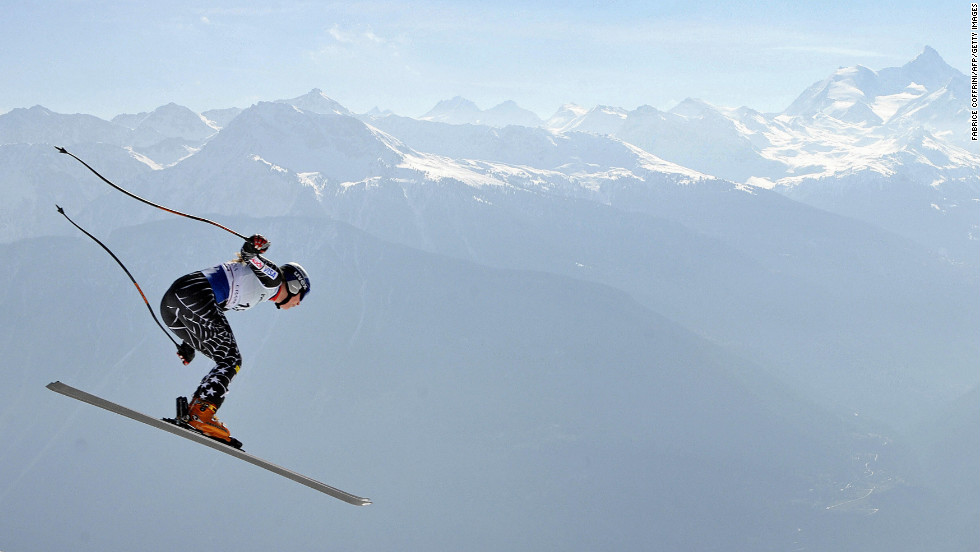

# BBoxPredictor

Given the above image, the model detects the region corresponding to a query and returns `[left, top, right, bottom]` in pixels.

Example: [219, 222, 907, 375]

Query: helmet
[281, 262, 311, 301]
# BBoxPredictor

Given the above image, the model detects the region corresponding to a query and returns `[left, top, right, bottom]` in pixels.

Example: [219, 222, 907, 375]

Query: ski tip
[55, 146, 68, 154]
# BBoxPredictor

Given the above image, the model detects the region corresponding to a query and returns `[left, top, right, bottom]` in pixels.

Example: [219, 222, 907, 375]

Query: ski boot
[171, 396, 242, 449]
[186, 397, 231, 439]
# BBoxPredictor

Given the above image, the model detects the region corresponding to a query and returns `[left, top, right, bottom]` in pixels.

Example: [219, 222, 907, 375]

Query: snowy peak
[197, 100, 410, 184]
[0, 105, 131, 146]
[420, 96, 542, 127]
[668, 98, 727, 119]
[544, 103, 589, 130]
[783, 47, 965, 128]
[133, 103, 219, 141]
[420, 96, 482, 124]
[547, 105, 629, 134]
[783, 65, 883, 123]
[481, 100, 543, 128]
[277, 88, 352, 116]
[883, 45, 960, 91]
[111, 111, 147, 129]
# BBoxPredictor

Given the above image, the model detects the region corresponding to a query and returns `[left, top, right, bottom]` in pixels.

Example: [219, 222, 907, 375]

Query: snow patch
[125, 147, 164, 170]
[745, 176, 777, 189]
[297, 171, 326, 197]
[871, 84, 927, 122]
[399, 152, 508, 188]
[251, 154, 288, 174]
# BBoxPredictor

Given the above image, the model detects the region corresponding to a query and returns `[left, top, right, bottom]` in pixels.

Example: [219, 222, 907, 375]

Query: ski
[46, 381, 371, 506]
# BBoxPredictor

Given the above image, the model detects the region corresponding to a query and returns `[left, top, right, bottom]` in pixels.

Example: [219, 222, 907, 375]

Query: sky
[1, 0, 972, 120]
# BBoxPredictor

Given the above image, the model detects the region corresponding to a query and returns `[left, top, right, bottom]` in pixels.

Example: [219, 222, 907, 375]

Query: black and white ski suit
[160, 251, 283, 408]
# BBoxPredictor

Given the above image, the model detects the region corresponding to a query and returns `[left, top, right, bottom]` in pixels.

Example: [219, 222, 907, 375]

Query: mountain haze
[1, 46, 976, 552]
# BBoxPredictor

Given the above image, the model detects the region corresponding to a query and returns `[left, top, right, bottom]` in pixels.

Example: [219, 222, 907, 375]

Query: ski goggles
[285, 273, 309, 299]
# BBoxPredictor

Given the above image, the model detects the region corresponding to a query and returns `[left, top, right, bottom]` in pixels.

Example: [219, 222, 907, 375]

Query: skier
[159, 234, 310, 442]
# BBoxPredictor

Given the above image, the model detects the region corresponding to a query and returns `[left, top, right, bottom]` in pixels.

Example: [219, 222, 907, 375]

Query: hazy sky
[1, 0, 971, 119]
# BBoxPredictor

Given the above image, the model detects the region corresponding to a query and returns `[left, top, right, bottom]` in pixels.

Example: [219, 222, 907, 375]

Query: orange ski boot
[186, 398, 232, 442]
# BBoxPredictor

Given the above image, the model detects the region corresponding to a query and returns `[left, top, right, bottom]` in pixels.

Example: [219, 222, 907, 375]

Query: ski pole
[55, 146, 249, 240]
[56, 205, 180, 349]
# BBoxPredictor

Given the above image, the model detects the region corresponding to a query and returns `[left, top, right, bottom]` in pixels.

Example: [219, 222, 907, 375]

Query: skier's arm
[241, 234, 270, 258]
[239, 235, 283, 288]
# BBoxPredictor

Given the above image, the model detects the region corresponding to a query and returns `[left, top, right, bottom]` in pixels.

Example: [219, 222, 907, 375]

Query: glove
[242, 234, 270, 258]
[176, 341, 196, 365]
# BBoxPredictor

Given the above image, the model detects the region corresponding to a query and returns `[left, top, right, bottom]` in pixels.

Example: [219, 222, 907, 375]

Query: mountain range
[1, 46, 977, 552]
[3, 48, 975, 260]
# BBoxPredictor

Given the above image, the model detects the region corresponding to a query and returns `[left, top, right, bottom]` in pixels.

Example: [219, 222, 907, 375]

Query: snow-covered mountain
[1, 47, 974, 265]
[276, 88, 352, 116]
[112, 102, 220, 141]
[363, 112, 706, 182]
[539, 47, 978, 260]
[543, 103, 587, 129]
[420, 96, 543, 127]
[108, 103, 222, 166]
[0, 105, 135, 146]
[545, 47, 975, 178]
[786, 46, 963, 124]
[547, 104, 629, 135]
